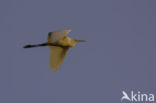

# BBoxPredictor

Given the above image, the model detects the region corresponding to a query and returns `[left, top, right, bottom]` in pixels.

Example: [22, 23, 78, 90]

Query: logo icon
[121, 91, 155, 102]
[121, 91, 131, 101]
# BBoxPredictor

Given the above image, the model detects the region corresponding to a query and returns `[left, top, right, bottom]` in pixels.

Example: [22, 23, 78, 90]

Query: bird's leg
[23, 43, 70, 48]
[23, 43, 48, 48]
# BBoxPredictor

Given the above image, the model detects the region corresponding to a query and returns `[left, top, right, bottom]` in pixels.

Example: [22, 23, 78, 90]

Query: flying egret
[24, 29, 85, 71]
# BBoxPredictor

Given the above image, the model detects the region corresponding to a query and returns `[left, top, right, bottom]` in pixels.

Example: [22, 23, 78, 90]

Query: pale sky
[0, 0, 156, 103]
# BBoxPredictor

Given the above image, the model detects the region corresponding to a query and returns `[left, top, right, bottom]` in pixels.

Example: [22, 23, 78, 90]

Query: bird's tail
[74, 39, 86, 42]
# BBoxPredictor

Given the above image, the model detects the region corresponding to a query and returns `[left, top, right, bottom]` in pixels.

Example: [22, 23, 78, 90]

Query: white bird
[24, 29, 85, 71]
[121, 91, 131, 101]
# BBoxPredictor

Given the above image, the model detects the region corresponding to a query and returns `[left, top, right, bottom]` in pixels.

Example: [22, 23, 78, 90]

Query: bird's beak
[74, 39, 86, 42]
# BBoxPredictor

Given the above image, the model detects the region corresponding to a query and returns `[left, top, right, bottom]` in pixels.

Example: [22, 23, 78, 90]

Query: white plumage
[24, 29, 85, 71]
[48, 29, 71, 43]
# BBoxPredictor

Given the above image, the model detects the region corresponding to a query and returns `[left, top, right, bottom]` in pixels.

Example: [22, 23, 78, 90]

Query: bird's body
[53, 36, 76, 47]
[24, 29, 85, 71]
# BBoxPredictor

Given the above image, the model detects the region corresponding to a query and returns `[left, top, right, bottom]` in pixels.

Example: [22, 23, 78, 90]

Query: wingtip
[49, 67, 58, 72]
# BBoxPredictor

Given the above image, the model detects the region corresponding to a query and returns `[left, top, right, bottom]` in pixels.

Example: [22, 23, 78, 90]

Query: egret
[24, 30, 85, 71]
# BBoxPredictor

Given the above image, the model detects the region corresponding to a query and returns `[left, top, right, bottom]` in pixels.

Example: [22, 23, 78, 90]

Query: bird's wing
[48, 29, 71, 43]
[49, 46, 69, 71]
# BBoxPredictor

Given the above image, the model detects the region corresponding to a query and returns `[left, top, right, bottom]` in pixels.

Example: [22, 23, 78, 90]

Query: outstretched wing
[49, 46, 69, 71]
[48, 29, 71, 43]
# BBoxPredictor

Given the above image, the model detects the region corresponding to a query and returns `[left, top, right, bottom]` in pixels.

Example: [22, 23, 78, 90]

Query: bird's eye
[63, 36, 66, 40]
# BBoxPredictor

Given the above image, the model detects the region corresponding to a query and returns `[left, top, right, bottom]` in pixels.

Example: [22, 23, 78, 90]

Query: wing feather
[49, 46, 69, 71]
[48, 29, 71, 43]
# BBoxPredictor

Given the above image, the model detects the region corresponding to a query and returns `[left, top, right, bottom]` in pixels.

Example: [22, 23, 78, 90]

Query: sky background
[0, 0, 156, 103]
